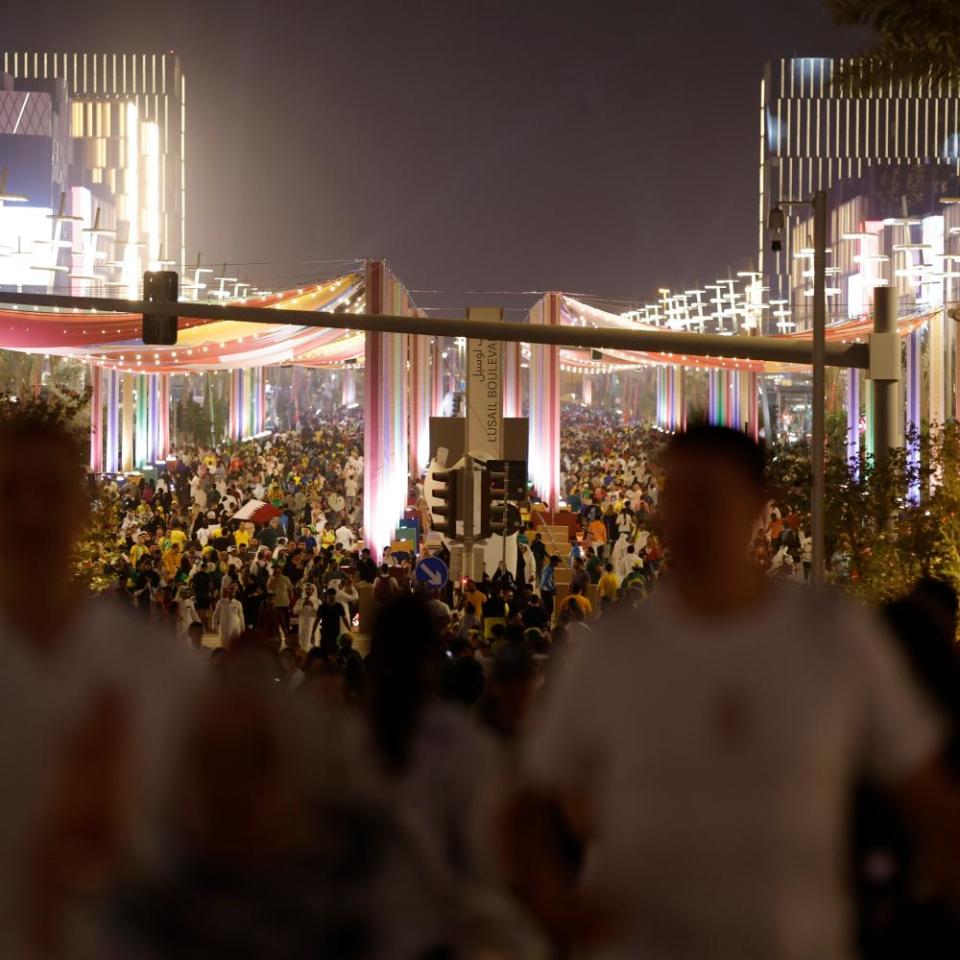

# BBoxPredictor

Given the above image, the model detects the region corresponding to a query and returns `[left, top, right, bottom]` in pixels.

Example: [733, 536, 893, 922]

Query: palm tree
[827, 1, 960, 89]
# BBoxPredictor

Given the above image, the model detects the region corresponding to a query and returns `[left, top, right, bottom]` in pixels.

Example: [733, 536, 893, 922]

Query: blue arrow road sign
[415, 556, 449, 589]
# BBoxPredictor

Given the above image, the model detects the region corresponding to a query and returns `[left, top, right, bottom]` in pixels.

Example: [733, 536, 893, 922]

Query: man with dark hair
[514, 424, 960, 960]
[531, 532, 547, 576]
[597, 562, 620, 611]
[373, 563, 399, 607]
[569, 557, 590, 596]
[521, 594, 549, 632]
[0, 413, 200, 956]
[357, 547, 378, 583]
[314, 587, 351, 656]
[539, 555, 561, 624]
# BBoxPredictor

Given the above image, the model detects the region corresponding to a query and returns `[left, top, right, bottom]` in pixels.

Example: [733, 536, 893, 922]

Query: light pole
[768, 190, 828, 586]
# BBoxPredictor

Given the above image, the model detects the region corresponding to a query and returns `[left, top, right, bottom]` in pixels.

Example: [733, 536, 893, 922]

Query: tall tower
[1, 51, 186, 277]
[760, 57, 960, 313]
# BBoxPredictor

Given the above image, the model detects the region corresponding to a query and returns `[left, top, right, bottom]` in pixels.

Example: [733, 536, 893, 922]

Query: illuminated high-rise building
[759, 57, 960, 318]
[0, 51, 185, 292]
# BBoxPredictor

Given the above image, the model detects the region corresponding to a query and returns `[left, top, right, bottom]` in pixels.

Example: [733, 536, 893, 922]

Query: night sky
[6, 1, 863, 311]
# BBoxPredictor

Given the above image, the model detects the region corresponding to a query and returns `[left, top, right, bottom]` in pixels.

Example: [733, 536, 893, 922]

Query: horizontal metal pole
[0, 290, 869, 368]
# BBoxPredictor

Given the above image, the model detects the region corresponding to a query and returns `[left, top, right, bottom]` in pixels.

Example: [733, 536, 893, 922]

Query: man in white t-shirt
[344, 474, 359, 508]
[513, 424, 960, 960]
[335, 523, 356, 551]
[0, 416, 201, 958]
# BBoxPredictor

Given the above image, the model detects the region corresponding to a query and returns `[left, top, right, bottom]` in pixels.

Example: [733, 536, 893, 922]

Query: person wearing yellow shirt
[321, 528, 336, 549]
[462, 580, 487, 620]
[597, 562, 621, 611]
[169, 527, 187, 548]
[130, 533, 150, 568]
[234, 524, 252, 549]
[558, 584, 592, 620]
[162, 544, 182, 583]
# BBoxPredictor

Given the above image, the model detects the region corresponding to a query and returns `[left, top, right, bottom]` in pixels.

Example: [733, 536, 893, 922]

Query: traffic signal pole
[501, 461, 509, 574]
[0, 289, 870, 370]
[462, 454, 476, 582]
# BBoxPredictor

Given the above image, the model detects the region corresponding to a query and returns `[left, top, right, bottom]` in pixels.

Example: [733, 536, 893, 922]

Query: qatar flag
[232, 499, 282, 526]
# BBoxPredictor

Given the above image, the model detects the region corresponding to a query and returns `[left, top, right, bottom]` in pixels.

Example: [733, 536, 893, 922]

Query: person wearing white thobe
[294, 584, 320, 648]
[519, 543, 538, 594]
[212, 592, 245, 646]
[177, 593, 200, 640]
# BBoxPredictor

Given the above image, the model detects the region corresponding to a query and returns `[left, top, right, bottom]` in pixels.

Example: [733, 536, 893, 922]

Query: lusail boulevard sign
[465, 307, 503, 458]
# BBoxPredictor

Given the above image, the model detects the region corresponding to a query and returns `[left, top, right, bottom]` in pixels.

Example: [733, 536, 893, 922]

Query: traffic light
[424, 459, 460, 537]
[142, 270, 179, 345]
[487, 459, 528, 501]
[481, 460, 527, 538]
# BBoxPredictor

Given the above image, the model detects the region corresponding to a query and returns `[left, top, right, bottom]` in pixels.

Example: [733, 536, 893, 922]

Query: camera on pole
[142, 270, 179, 345]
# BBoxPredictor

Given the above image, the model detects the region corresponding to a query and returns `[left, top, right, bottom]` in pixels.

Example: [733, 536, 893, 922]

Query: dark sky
[6, 0, 863, 310]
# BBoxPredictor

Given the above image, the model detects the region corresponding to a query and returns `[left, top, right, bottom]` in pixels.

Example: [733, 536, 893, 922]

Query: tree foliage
[827, 0, 960, 88]
[767, 421, 960, 605]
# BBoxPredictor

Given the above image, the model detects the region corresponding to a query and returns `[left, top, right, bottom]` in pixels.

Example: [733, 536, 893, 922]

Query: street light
[768, 190, 828, 587]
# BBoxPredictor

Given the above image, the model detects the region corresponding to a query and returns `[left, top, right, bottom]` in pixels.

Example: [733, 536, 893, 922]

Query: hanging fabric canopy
[558, 295, 938, 373]
[0, 272, 368, 372]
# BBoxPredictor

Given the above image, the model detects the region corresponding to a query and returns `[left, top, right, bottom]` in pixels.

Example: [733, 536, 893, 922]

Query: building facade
[760, 57, 960, 319]
[0, 51, 185, 293]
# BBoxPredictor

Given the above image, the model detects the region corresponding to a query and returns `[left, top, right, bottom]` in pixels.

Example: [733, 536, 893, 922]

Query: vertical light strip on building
[124, 102, 140, 296]
[143, 120, 160, 267]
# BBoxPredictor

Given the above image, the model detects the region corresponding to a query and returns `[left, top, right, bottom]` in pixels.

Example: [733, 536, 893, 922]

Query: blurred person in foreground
[365, 594, 544, 959]
[855, 578, 960, 959]
[111, 636, 454, 960]
[508, 424, 960, 960]
[0, 412, 200, 959]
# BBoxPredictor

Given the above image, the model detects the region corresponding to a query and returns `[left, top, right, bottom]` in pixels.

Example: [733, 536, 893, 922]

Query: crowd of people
[89, 405, 821, 666]
[557, 405, 814, 588]
[5, 400, 960, 960]
[99, 410, 368, 644]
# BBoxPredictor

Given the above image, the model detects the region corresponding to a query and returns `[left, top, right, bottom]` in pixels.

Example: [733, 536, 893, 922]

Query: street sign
[465, 308, 504, 459]
[414, 555, 449, 590]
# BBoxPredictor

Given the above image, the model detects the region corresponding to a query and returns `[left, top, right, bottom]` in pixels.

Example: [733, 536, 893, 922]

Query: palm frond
[827, 0, 960, 90]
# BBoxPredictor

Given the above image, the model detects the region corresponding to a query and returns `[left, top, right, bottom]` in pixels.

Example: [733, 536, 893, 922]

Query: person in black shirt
[315, 587, 350, 656]
[357, 548, 378, 583]
[211, 528, 233, 552]
[521, 595, 548, 631]
[482, 585, 507, 621]
[191, 563, 213, 630]
[530, 532, 547, 576]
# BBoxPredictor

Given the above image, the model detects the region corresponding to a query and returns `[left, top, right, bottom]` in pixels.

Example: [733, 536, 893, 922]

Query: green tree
[767, 420, 960, 606]
[178, 392, 212, 444]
